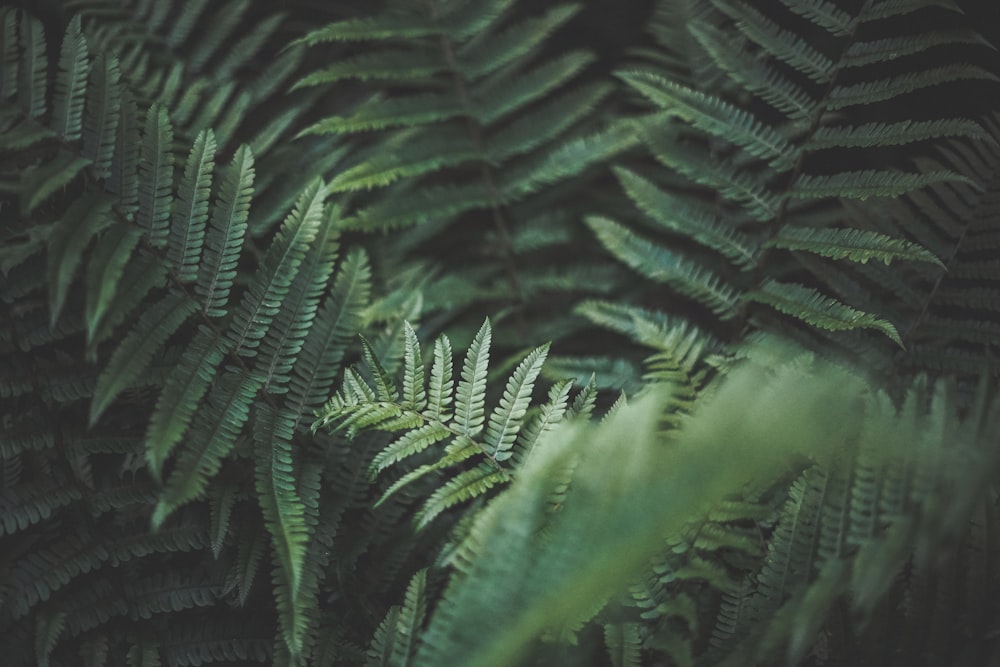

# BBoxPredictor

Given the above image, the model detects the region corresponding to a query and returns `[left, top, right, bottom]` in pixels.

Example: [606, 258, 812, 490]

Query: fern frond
[17, 11, 47, 118]
[587, 216, 742, 319]
[425, 334, 455, 422]
[485, 343, 549, 460]
[52, 15, 89, 142]
[613, 166, 758, 267]
[144, 327, 231, 478]
[136, 104, 175, 248]
[196, 144, 255, 317]
[809, 119, 993, 150]
[228, 179, 324, 357]
[415, 463, 509, 529]
[254, 405, 311, 662]
[167, 128, 216, 282]
[46, 193, 113, 326]
[749, 280, 902, 345]
[89, 293, 198, 424]
[766, 226, 944, 266]
[621, 71, 795, 170]
[455, 318, 492, 437]
[84, 222, 144, 343]
[152, 370, 263, 529]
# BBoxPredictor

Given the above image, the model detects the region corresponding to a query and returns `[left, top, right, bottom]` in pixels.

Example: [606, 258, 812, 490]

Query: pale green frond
[486, 343, 549, 460]
[390, 569, 428, 667]
[402, 322, 427, 412]
[426, 335, 455, 422]
[455, 319, 492, 436]
[415, 463, 509, 529]
[361, 335, 399, 403]
[512, 379, 572, 466]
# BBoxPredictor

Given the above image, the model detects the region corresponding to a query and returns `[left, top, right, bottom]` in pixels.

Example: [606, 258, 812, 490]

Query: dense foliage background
[2, 0, 1000, 665]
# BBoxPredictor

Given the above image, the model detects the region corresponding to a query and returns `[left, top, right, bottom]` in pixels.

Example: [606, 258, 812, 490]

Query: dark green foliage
[3, 0, 1000, 666]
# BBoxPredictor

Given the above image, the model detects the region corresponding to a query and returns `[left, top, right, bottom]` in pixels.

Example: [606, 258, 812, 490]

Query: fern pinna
[2, 8, 371, 666]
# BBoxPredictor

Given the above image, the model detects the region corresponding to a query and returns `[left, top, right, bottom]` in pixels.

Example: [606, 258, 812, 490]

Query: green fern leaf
[90, 293, 198, 425]
[375, 436, 482, 508]
[294, 49, 444, 88]
[197, 144, 255, 317]
[613, 167, 758, 267]
[52, 15, 89, 141]
[145, 327, 232, 478]
[713, 0, 834, 82]
[425, 334, 455, 421]
[81, 53, 121, 177]
[369, 422, 452, 478]
[620, 72, 794, 169]
[153, 370, 263, 529]
[253, 405, 311, 662]
[587, 216, 742, 319]
[689, 22, 815, 122]
[84, 223, 144, 343]
[228, 179, 324, 357]
[567, 374, 598, 420]
[767, 226, 944, 266]
[402, 322, 427, 412]
[17, 12, 46, 118]
[168, 129, 217, 282]
[792, 169, 974, 200]
[513, 379, 572, 465]
[455, 319, 492, 437]
[778, 0, 852, 36]
[46, 193, 113, 326]
[604, 622, 642, 667]
[749, 280, 902, 345]
[136, 105, 174, 248]
[809, 119, 992, 150]
[300, 93, 463, 136]
[126, 644, 162, 667]
[35, 610, 66, 667]
[1, 8, 19, 98]
[287, 248, 371, 425]
[258, 208, 340, 394]
[486, 343, 549, 461]
[360, 334, 400, 403]
[390, 569, 428, 667]
[829, 65, 998, 109]
[86, 256, 168, 356]
[208, 480, 239, 558]
[843, 30, 986, 68]
[862, 0, 964, 22]
[108, 90, 139, 216]
[416, 463, 509, 529]
[21, 149, 91, 214]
